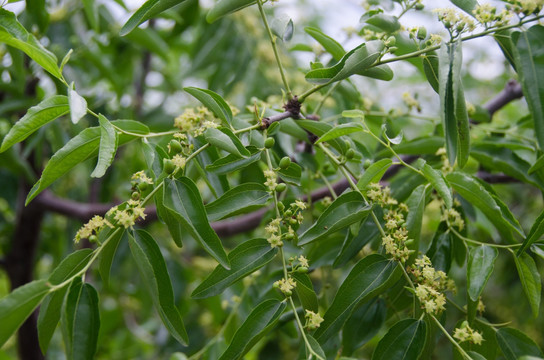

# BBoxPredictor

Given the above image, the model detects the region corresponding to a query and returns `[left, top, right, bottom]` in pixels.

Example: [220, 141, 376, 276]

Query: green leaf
[438, 40, 470, 168]
[314, 254, 401, 343]
[512, 26, 544, 149]
[278, 161, 302, 186]
[376, 136, 444, 158]
[0, 95, 69, 153]
[467, 245, 498, 302]
[163, 177, 230, 269]
[155, 185, 184, 248]
[449, 0, 479, 14]
[423, 52, 439, 93]
[518, 208, 544, 255]
[204, 127, 249, 158]
[98, 227, 125, 286]
[206, 0, 256, 23]
[382, 124, 403, 145]
[206, 146, 262, 174]
[372, 319, 427, 360]
[405, 184, 427, 262]
[26, 0, 50, 33]
[315, 123, 364, 144]
[421, 163, 452, 209]
[184, 87, 233, 125]
[357, 159, 393, 191]
[205, 183, 270, 221]
[296, 119, 347, 154]
[0, 9, 61, 79]
[68, 84, 87, 125]
[38, 287, 68, 354]
[513, 252, 541, 318]
[25, 120, 145, 204]
[343, 299, 386, 355]
[0, 279, 50, 347]
[62, 281, 100, 360]
[192, 238, 277, 299]
[218, 299, 286, 360]
[446, 171, 523, 241]
[528, 154, 544, 174]
[91, 115, 118, 178]
[333, 213, 379, 268]
[120, 0, 188, 36]
[365, 14, 400, 33]
[305, 40, 385, 84]
[358, 64, 394, 81]
[298, 191, 372, 245]
[496, 327, 543, 360]
[305, 26, 346, 61]
[292, 272, 319, 312]
[124, 28, 170, 60]
[128, 230, 189, 345]
[48, 249, 94, 286]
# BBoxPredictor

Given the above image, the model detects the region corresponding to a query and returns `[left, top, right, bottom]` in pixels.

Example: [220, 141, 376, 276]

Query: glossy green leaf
[496, 327, 543, 360]
[365, 14, 400, 33]
[0, 95, 69, 153]
[382, 124, 403, 145]
[449, 0, 478, 14]
[49, 249, 94, 286]
[528, 154, 544, 174]
[296, 119, 347, 154]
[192, 238, 277, 299]
[342, 109, 365, 119]
[163, 177, 230, 269]
[128, 230, 189, 344]
[68, 84, 87, 125]
[206, 0, 256, 23]
[0, 279, 50, 347]
[292, 272, 319, 313]
[426, 223, 452, 272]
[467, 245, 498, 302]
[120, 0, 188, 36]
[38, 287, 68, 354]
[446, 172, 523, 241]
[305, 26, 346, 61]
[315, 123, 364, 144]
[438, 40, 470, 168]
[277, 161, 302, 186]
[421, 163, 452, 209]
[218, 299, 286, 360]
[25, 120, 146, 204]
[357, 159, 393, 191]
[513, 252, 541, 318]
[91, 115, 118, 178]
[98, 227, 125, 286]
[376, 137, 444, 158]
[155, 184, 184, 248]
[305, 40, 385, 84]
[359, 64, 394, 81]
[299, 191, 372, 245]
[205, 183, 270, 221]
[343, 299, 386, 355]
[0, 9, 61, 79]
[333, 212, 379, 268]
[204, 127, 249, 158]
[518, 208, 544, 255]
[405, 184, 427, 262]
[184, 87, 233, 125]
[314, 254, 401, 342]
[372, 319, 426, 360]
[81, 0, 99, 32]
[206, 146, 262, 174]
[423, 52, 439, 93]
[512, 26, 544, 149]
[494, 30, 517, 70]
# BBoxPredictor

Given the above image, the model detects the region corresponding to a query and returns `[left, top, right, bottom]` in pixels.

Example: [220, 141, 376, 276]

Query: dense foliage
[0, 0, 544, 359]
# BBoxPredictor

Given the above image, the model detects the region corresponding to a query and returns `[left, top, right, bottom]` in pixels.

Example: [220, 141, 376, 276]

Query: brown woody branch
[484, 79, 523, 118]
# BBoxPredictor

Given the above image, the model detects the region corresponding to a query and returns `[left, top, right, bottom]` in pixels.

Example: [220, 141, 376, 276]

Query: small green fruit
[131, 191, 140, 200]
[264, 137, 275, 148]
[417, 26, 427, 40]
[415, 3, 424, 10]
[279, 156, 291, 169]
[276, 183, 287, 192]
[296, 266, 308, 273]
[346, 148, 355, 160]
[88, 235, 97, 243]
[164, 159, 176, 174]
[138, 182, 148, 192]
[363, 159, 372, 169]
[169, 140, 182, 154]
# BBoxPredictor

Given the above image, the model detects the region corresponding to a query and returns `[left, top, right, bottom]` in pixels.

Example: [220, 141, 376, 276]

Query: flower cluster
[174, 107, 219, 136]
[273, 276, 297, 296]
[473, 3, 512, 27]
[382, 207, 413, 262]
[109, 200, 147, 229]
[305, 310, 324, 330]
[410, 255, 456, 315]
[505, 0, 544, 16]
[402, 92, 421, 112]
[264, 169, 278, 192]
[443, 207, 465, 230]
[435, 147, 453, 174]
[74, 215, 112, 243]
[366, 183, 399, 206]
[266, 217, 283, 248]
[131, 170, 153, 186]
[265, 201, 306, 248]
[433, 8, 476, 35]
[453, 322, 484, 345]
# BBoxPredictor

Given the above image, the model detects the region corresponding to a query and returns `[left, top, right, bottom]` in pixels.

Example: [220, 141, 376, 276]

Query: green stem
[288, 296, 324, 360]
[318, 172, 338, 199]
[256, 0, 292, 98]
[431, 315, 474, 360]
[449, 226, 521, 249]
[314, 82, 341, 114]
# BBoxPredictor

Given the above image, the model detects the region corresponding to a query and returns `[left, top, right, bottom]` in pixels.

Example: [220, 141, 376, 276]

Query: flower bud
[346, 148, 355, 160]
[131, 191, 140, 200]
[417, 26, 427, 40]
[385, 36, 396, 47]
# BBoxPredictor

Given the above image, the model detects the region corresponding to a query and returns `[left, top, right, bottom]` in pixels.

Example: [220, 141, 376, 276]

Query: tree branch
[484, 79, 523, 118]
